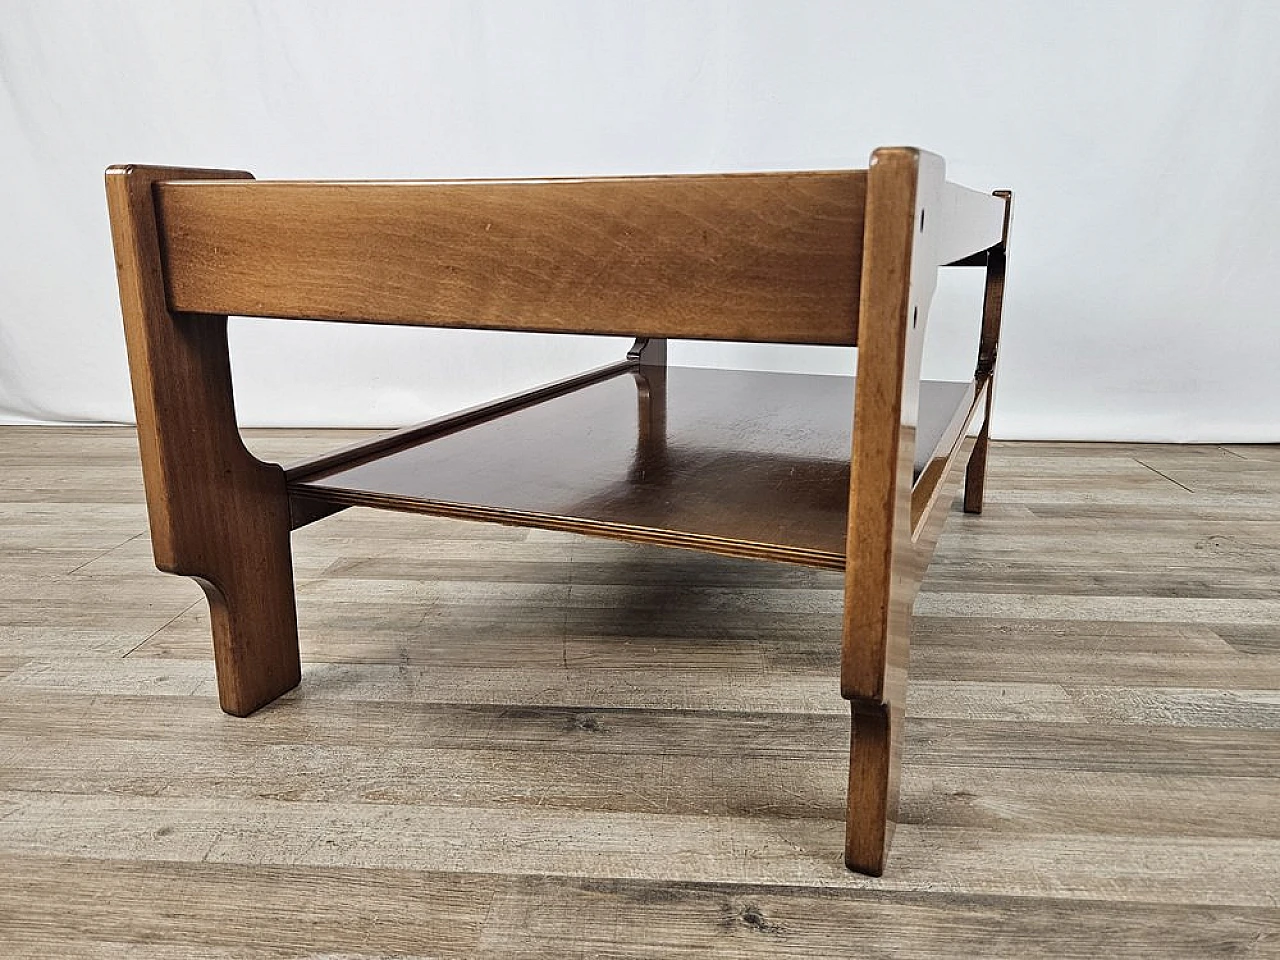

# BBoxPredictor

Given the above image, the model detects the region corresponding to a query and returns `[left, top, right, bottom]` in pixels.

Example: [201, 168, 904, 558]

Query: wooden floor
[1, 427, 1278, 958]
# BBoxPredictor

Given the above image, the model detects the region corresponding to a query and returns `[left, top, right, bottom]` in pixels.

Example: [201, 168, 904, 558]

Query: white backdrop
[1, 0, 1277, 440]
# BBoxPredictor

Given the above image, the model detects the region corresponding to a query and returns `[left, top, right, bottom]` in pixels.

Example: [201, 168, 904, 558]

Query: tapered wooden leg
[134, 318, 302, 718]
[107, 163, 301, 718]
[963, 392, 992, 514]
[844, 702, 902, 875]
[191, 490, 300, 717]
[965, 194, 1011, 515]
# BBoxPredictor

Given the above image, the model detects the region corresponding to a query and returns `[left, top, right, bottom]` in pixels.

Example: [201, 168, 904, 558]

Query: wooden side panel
[155, 173, 867, 345]
[105, 164, 301, 717]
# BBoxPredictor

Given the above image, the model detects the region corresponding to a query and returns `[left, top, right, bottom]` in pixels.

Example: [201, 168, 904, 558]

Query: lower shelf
[290, 365, 972, 569]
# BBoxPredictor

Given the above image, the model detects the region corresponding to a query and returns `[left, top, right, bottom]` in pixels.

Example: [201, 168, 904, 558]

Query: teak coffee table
[106, 147, 1011, 874]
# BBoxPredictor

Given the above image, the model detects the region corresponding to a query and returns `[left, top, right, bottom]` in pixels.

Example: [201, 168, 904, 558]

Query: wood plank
[1212, 623, 1280, 655]
[0, 689, 850, 759]
[5, 684, 1273, 777]
[476, 879, 1280, 960]
[911, 617, 1235, 652]
[0, 503, 148, 550]
[910, 717, 1280, 776]
[0, 734, 848, 819]
[1222, 444, 1280, 462]
[157, 172, 868, 344]
[0, 656, 849, 714]
[5, 855, 1275, 960]
[7, 729, 1277, 840]
[0, 855, 492, 959]
[1068, 686, 1280, 729]
[1, 792, 1277, 905]
[1020, 501, 1280, 521]
[913, 647, 1280, 690]
[0, 462, 145, 503]
[0, 426, 144, 463]
[900, 765, 1280, 839]
[130, 603, 790, 667]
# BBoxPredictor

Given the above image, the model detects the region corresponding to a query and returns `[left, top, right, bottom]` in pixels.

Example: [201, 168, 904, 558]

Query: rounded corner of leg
[218, 664, 301, 718]
[844, 848, 887, 877]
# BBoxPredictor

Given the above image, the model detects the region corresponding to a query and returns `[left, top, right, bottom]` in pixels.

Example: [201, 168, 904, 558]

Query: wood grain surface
[2, 428, 1278, 957]
[294, 367, 974, 570]
[156, 173, 870, 344]
[116, 159, 1009, 874]
[106, 165, 301, 717]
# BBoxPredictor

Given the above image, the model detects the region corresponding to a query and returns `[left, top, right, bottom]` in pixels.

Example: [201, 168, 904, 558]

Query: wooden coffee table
[106, 148, 1011, 873]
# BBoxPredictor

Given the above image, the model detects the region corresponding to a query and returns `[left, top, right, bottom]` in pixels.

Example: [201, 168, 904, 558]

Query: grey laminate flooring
[1, 428, 1277, 958]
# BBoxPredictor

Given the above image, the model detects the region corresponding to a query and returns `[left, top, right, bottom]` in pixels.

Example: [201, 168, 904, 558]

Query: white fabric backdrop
[1, 0, 1277, 440]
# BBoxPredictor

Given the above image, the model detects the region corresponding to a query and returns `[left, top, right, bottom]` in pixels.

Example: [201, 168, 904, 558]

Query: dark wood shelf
[290, 366, 972, 569]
